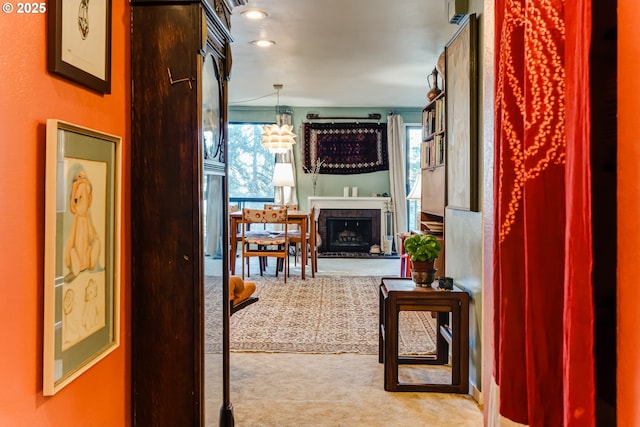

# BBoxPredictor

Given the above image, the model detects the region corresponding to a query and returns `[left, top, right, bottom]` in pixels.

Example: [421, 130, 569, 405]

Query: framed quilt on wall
[302, 122, 388, 175]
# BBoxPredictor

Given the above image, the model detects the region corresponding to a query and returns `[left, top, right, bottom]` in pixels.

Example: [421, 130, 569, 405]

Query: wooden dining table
[229, 210, 310, 279]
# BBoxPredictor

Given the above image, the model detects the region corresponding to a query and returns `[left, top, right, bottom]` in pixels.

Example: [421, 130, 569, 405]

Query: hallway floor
[205, 256, 483, 426]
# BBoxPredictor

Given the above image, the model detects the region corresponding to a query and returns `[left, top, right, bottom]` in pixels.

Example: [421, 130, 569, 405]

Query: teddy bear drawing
[64, 169, 101, 282]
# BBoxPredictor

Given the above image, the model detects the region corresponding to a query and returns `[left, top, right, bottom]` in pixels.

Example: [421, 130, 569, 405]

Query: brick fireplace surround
[320, 209, 378, 253]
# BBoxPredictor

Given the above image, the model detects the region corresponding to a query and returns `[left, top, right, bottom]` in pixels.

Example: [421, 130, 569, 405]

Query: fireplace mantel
[308, 196, 392, 252]
[308, 196, 391, 211]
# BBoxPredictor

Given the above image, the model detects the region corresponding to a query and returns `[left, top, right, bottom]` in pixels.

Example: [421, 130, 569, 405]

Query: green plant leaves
[404, 234, 441, 262]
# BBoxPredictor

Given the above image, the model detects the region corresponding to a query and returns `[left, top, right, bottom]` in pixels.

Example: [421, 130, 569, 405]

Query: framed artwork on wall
[445, 14, 478, 211]
[47, 0, 112, 93]
[43, 120, 121, 395]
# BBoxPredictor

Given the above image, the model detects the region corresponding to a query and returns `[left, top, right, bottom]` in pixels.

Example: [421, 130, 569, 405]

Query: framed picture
[43, 120, 121, 395]
[47, 0, 112, 93]
[445, 14, 478, 211]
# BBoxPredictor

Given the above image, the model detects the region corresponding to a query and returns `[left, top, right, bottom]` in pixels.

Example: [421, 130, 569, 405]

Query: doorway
[591, 1, 617, 424]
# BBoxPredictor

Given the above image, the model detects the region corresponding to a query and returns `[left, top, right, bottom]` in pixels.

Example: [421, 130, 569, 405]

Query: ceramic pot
[410, 260, 437, 287]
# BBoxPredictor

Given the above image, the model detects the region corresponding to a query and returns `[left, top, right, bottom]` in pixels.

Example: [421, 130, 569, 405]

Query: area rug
[204, 275, 437, 355]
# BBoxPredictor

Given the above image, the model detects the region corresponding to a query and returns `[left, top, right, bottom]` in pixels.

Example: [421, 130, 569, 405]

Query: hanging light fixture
[261, 84, 297, 154]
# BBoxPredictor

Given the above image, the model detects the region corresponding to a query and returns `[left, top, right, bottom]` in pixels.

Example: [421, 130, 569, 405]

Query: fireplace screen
[326, 217, 372, 253]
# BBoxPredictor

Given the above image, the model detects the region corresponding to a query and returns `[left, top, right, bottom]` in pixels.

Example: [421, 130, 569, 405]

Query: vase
[410, 260, 437, 287]
[426, 67, 442, 101]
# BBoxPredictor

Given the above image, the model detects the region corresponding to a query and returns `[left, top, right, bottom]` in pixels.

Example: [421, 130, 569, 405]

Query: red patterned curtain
[493, 1, 594, 426]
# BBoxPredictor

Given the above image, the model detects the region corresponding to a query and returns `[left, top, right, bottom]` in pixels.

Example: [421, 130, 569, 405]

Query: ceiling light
[241, 9, 268, 20]
[250, 39, 275, 47]
[261, 84, 297, 154]
[261, 124, 296, 153]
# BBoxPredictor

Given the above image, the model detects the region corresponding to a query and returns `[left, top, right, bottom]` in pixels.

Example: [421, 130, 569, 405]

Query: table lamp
[406, 174, 421, 229]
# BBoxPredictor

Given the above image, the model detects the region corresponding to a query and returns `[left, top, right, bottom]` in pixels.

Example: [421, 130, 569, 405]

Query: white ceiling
[228, 0, 462, 108]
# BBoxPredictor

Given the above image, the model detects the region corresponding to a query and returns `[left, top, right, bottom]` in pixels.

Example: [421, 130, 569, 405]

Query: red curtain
[493, 1, 594, 426]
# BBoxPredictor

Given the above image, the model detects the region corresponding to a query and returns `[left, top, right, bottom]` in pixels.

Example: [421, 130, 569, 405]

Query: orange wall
[618, 1, 640, 425]
[0, 4, 130, 426]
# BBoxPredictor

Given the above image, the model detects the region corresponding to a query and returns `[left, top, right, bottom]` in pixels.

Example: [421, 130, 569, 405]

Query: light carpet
[205, 275, 438, 355]
[207, 352, 483, 427]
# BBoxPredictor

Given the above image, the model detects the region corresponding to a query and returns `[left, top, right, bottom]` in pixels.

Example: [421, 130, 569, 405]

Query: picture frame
[43, 120, 121, 395]
[445, 14, 478, 211]
[47, 0, 112, 93]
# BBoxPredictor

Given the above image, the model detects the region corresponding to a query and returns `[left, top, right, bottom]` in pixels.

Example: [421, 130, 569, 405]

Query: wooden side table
[379, 277, 469, 393]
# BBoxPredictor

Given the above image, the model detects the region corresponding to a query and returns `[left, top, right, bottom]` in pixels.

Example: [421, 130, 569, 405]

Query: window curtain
[492, 1, 594, 426]
[387, 114, 407, 251]
[274, 112, 298, 207]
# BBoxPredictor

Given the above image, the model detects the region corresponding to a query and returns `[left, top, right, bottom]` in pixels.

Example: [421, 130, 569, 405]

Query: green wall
[229, 106, 421, 210]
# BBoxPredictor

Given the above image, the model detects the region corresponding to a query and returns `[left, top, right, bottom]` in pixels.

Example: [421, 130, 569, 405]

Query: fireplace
[318, 209, 380, 253]
[326, 217, 373, 253]
[308, 196, 391, 255]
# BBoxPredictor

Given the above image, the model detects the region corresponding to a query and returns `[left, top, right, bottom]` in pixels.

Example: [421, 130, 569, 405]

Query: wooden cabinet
[130, 1, 242, 425]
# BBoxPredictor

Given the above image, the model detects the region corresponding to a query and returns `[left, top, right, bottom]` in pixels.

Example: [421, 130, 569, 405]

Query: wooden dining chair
[264, 203, 298, 211]
[288, 206, 318, 277]
[231, 205, 266, 273]
[310, 206, 320, 274]
[265, 204, 301, 270]
[241, 208, 289, 283]
[261, 204, 298, 272]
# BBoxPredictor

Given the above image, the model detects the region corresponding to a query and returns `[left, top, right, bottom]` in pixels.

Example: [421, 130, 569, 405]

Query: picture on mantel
[302, 122, 388, 175]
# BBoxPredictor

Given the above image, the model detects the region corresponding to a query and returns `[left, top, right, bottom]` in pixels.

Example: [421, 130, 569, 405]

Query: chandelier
[261, 84, 297, 153]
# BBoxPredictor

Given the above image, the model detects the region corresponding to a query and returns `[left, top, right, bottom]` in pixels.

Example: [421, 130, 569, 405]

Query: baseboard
[471, 383, 483, 406]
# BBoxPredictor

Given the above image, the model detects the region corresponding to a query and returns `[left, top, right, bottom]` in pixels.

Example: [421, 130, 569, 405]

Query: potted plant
[403, 233, 441, 286]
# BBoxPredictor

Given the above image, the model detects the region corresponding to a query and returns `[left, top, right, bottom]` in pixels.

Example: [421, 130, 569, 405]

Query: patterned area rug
[205, 275, 437, 355]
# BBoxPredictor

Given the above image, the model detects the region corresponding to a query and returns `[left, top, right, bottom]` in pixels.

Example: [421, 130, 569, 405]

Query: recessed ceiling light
[250, 39, 276, 47]
[241, 9, 268, 20]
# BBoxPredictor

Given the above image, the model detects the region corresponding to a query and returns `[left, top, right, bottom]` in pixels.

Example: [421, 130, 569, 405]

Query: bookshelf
[419, 91, 446, 275]
[421, 92, 446, 170]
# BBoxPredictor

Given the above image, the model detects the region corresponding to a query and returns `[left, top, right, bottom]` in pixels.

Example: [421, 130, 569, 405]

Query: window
[228, 123, 275, 208]
[406, 125, 422, 230]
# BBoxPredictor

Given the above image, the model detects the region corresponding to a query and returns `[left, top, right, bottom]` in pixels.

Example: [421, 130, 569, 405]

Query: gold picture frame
[43, 120, 121, 395]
